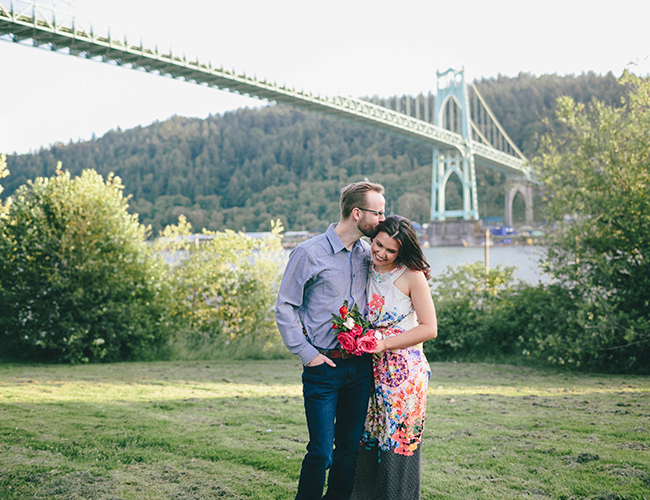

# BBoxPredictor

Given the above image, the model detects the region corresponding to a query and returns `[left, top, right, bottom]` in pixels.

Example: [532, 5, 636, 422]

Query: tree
[536, 73, 650, 372]
[0, 167, 174, 363]
[0, 154, 7, 194]
[397, 192, 430, 224]
[0, 154, 8, 219]
[3, 74, 631, 234]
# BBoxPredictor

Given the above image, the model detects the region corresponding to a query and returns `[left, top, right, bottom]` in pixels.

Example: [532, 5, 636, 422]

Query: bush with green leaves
[422, 262, 580, 367]
[425, 259, 648, 373]
[157, 216, 286, 359]
[424, 262, 579, 368]
[424, 261, 521, 362]
[0, 167, 174, 363]
[535, 73, 650, 373]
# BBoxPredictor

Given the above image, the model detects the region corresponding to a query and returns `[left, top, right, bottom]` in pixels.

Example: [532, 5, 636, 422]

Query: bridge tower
[430, 68, 478, 222]
[428, 68, 482, 245]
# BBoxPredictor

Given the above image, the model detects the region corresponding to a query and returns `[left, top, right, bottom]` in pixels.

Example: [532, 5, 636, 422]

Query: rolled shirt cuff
[297, 344, 320, 366]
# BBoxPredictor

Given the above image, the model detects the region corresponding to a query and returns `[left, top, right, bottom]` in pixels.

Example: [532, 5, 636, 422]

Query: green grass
[0, 360, 648, 499]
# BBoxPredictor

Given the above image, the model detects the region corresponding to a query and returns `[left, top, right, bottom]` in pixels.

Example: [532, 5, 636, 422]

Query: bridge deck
[0, 1, 528, 176]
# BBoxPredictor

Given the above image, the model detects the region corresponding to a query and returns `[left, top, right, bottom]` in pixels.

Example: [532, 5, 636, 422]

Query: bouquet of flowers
[331, 300, 377, 355]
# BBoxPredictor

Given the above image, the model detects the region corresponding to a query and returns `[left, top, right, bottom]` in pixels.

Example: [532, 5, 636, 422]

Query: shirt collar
[325, 223, 365, 254]
[325, 223, 347, 254]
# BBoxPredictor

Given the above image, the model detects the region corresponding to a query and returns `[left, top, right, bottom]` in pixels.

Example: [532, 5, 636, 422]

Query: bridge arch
[440, 95, 463, 135]
[504, 179, 534, 226]
[440, 165, 465, 213]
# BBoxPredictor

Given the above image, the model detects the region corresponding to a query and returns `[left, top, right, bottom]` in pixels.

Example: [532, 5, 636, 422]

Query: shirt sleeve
[275, 246, 320, 365]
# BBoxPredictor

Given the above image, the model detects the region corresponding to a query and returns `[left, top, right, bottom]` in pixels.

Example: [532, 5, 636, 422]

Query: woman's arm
[372, 270, 437, 353]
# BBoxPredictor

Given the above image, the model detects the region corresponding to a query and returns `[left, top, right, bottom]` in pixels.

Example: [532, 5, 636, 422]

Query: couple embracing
[275, 181, 438, 500]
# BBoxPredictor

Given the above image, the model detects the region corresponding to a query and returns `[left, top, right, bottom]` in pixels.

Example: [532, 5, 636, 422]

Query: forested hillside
[3, 72, 625, 234]
[475, 71, 624, 156]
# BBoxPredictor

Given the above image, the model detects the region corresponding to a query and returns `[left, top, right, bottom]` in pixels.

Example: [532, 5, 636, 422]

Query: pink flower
[338, 331, 357, 353]
[350, 324, 364, 338]
[367, 294, 385, 311]
[384, 327, 404, 339]
[355, 334, 377, 354]
[392, 428, 415, 456]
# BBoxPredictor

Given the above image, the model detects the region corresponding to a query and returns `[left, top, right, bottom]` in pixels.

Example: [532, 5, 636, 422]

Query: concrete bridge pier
[426, 219, 483, 247]
[504, 179, 534, 226]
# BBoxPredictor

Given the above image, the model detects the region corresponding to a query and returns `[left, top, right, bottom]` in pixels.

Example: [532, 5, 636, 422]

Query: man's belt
[316, 348, 355, 360]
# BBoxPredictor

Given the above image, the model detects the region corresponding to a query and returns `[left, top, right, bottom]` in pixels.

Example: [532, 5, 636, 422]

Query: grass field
[0, 360, 649, 499]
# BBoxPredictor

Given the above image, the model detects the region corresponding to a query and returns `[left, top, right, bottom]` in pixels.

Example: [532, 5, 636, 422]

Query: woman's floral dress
[351, 263, 431, 500]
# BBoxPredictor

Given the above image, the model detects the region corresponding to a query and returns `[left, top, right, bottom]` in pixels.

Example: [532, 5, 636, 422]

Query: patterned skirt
[351, 343, 430, 499]
[363, 345, 430, 454]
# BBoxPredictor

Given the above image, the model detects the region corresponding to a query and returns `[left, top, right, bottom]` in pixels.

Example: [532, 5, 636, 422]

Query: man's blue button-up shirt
[275, 224, 371, 365]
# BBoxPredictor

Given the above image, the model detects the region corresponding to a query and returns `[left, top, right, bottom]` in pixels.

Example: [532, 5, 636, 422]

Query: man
[275, 181, 386, 500]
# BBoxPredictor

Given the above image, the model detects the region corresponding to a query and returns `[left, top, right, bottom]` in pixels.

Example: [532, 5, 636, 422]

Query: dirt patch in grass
[16, 463, 242, 500]
[0, 444, 285, 499]
[619, 441, 648, 450]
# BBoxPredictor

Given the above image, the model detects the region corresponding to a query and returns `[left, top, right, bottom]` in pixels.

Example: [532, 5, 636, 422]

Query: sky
[1, 0, 649, 155]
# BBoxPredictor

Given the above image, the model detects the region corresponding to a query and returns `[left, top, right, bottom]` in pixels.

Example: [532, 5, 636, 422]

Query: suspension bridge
[0, 0, 534, 243]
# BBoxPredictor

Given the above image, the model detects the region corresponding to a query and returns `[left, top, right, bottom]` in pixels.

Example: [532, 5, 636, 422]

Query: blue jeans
[296, 354, 373, 500]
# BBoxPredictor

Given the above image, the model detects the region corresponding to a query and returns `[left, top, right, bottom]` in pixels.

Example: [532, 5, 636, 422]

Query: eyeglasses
[357, 207, 385, 217]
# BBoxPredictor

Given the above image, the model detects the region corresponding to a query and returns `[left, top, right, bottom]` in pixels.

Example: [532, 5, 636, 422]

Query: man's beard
[358, 220, 379, 238]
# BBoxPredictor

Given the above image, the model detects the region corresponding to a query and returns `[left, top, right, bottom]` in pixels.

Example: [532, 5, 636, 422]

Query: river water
[280, 245, 548, 284]
[423, 245, 548, 284]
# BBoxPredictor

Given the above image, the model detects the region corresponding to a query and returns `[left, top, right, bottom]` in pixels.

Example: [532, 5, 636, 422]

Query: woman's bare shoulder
[402, 267, 426, 280]
[399, 267, 428, 289]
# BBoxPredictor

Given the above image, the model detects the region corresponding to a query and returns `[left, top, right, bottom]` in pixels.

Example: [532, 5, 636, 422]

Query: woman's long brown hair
[374, 216, 431, 279]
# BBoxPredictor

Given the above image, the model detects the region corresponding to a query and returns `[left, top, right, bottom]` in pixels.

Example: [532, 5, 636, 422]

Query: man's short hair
[340, 181, 385, 219]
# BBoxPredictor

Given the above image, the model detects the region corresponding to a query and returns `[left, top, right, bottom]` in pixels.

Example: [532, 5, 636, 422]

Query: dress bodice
[365, 264, 418, 336]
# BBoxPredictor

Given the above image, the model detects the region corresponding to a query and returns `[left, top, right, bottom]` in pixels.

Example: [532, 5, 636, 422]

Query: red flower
[355, 334, 377, 354]
[350, 324, 364, 338]
[331, 299, 373, 355]
[337, 331, 357, 353]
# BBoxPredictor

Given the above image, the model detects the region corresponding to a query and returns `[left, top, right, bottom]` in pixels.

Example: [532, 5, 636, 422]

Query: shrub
[425, 262, 520, 361]
[157, 216, 286, 359]
[425, 259, 649, 373]
[0, 167, 174, 363]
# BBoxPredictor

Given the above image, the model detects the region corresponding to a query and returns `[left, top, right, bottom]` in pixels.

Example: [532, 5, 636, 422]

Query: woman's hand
[371, 338, 387, 354]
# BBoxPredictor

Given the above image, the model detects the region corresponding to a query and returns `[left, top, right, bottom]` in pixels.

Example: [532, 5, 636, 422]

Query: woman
[351, 215, 438, 500]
